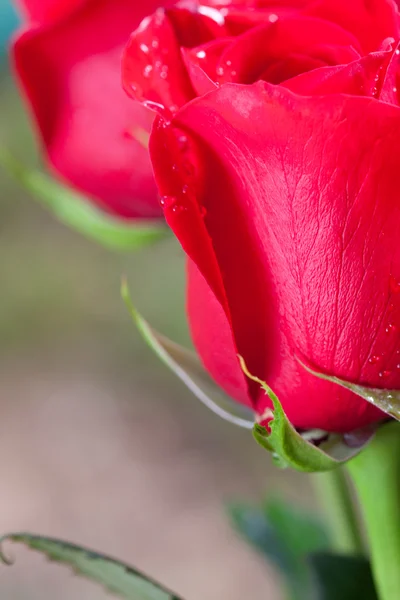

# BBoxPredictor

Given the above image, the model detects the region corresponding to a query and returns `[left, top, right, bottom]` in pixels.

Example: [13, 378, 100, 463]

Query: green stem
[347, 421, 400, 600]
[312, 467, 365, 555]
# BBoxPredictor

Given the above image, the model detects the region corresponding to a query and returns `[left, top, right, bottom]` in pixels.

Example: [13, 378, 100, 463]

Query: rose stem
[347, 421, 400, 600]
[312, 466, 365, 555]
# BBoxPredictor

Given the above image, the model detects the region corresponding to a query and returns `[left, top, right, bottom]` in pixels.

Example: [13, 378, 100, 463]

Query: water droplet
[172, 203, 187, 214]
[379, 370, 392, 378]
[216, 66, 225, 77]
[396, 363, 400, 369]
[393, 87, 398, 94]
[199, 205, 207, 218]
[160, 195, 188, 215]
[154, 60, 162, 69]
[143, 65, 153, 78]
[177, 134, 189, 151]
[142, 100, 169, 119]
[230, 70, 237, 78]
[182, 184, 189, 195]
[160, 195, 174, 208]
[226, 60, 232, 67]
[396, 48, 400, 56]
[268, 13, 279, 23]
[390, 275, 400, 294]
[152, 39, 159, 49]
[140, 43, 149, 54]
[160, 65, 169, 80]
[196, 50, 206, 59]
[368, 355, 381, 365]
[386, 323, 397, 334]
[197, 5, 225, 25]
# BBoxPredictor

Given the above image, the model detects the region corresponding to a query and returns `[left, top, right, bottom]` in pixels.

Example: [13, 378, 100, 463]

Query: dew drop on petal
[390, 275, 400, 294]
[140, 43, 149, 54]
[196, 50, 206, 59]
[368, 355, 381, 365]
[379, 370, 392, 378]
[199, 205, 207, 218]
[143, 65, 153, 78]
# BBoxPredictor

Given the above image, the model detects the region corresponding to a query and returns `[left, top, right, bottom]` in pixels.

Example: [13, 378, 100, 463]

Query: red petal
[378, 42, 400, 105]
[122, 9, 195, 114]
[215, 17, 361, 85]
[181, 39, 232, 94]
[12, 0, 161, 219]
[14, 0, 84, 23]
[150, 82, 400, 432]
[304, 0, 400, 54]
[282, 52, 391, 97]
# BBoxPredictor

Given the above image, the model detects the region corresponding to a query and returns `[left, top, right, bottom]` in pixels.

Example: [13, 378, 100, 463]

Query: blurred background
[0, 3, 313, 598]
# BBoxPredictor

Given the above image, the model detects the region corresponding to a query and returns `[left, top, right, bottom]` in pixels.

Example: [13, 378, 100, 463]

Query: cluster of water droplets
[371, 47, 400, 99]
[159, 129, 207, 219]
[366, 275, 400, 381]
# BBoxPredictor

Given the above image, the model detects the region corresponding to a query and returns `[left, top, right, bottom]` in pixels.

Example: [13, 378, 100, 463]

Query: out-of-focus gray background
[0, 4, 312, 598]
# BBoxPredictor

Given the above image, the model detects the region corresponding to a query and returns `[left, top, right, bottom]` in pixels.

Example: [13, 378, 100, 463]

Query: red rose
[12, 0, 164, 219]
[123, 0, 400, 432]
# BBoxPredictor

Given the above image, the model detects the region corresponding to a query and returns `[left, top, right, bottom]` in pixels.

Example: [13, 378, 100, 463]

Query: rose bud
[11, 0, 164, 219]
[123, 0, 400, 433]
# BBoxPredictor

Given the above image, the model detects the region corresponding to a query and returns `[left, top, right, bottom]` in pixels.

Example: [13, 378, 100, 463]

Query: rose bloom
[123, 0, 400, 432]
[12, 0, 163, 219]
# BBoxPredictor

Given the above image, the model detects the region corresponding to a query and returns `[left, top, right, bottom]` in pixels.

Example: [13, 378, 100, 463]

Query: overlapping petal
[13, 0, 162, 218]
[149, 82, 400, 432]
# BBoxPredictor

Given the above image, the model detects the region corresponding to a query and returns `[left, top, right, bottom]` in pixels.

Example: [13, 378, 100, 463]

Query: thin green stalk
[347, 421, 400, 600]
[312, 467, 365, 555]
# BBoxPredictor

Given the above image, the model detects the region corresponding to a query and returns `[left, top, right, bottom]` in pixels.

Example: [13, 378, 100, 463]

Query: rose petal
[282, 51, 391, 97]
[304, 0, 400, 54]
[150, 82, 400, 432]
[123, 9, 195, 113]
[14, 0, 84, 23]
[215, 16, 361, 85]
[13, 0, 161, 218]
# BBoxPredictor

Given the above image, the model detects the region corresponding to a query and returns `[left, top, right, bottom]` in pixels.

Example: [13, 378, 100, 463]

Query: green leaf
[302, 362, 400, 421]
[240, 358, 374, 472]
[0, 533, 183, 600]
[0, 151, 167, 251]
[229, 498, 330, 600]
[121, 280, 255, 429]
[308, 553, 378, 600]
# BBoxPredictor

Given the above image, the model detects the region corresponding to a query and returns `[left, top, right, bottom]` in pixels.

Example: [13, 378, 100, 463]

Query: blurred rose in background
[0, 2, 312, 599]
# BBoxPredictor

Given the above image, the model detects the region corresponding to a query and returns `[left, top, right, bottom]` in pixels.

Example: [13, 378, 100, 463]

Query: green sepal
[0, 533, 182, 600]
[240, 358, 374, 472]
[0, 151, 167, 251]
[122, 280, 255, 428]
[302, 361, 400, 420]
